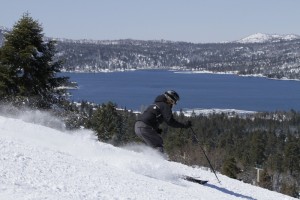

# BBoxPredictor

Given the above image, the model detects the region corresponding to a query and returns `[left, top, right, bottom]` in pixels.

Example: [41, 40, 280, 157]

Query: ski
[182, 176, 208, 185]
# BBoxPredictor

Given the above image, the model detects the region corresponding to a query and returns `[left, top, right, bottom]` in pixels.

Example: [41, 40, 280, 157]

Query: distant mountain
[0, 26, 10, 46]
[1, 26, 300, 80]
[52, 35, 300, 80]
[236, 33, 300, 43]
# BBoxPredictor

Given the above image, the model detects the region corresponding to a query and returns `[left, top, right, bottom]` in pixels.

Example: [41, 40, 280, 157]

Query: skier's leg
[135, 121, 163, 149]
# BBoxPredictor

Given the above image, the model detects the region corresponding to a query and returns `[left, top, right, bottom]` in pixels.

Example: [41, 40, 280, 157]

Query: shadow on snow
[206, 183, 256, 200]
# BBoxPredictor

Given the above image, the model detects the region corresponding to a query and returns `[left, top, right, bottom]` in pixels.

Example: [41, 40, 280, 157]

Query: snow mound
[0, 110, 296, 200]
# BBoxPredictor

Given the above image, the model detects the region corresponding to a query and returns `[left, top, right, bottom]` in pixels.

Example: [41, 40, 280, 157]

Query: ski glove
[184, 120, 192, 129]
[156, 128, 163, 135]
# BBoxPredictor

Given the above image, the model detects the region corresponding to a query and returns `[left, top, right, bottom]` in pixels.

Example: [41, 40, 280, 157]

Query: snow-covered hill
[236, 33, 300, 43]
[0, 110, 297, 200]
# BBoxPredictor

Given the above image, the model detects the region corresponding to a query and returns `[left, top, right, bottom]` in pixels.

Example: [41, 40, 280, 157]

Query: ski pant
[134, 121, 164, 153]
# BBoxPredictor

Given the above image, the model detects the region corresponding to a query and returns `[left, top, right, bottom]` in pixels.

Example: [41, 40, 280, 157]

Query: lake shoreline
[62, 68, 300, 82]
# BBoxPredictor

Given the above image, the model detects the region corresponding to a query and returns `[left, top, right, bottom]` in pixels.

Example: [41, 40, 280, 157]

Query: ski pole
[190, 127, 221, 183]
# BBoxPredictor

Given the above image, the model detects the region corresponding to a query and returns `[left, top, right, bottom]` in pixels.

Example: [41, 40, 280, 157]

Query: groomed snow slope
[0, 112, 297, 200]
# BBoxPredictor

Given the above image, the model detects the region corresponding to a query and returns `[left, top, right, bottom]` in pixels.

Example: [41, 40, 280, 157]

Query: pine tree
[250, 131, 266, 166]
[0, 63, 14, 96]
[90, 102, 121, 142]
[258, 170, 272, 190]
[222, 157, 240, 179]
[0, 13, 68, 107]
[284, 138, 300, 175]
[116, 109, 139, 145]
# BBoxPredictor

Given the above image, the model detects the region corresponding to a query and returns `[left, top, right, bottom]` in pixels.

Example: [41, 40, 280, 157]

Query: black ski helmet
[164, 90, 180, 104]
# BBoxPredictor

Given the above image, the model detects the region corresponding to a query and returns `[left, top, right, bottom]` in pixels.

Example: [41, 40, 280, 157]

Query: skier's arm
[167, 116, 187, 128]
[162, 105, 189, 128]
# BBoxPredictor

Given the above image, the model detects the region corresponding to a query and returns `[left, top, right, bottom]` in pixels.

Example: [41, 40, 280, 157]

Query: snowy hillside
[237, 33, 300, 43]
[0, 110, 297, 200]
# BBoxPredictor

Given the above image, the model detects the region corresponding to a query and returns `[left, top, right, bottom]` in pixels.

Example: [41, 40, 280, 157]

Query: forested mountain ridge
[53, 36, 300, 80]
[1, 26, 300, 79]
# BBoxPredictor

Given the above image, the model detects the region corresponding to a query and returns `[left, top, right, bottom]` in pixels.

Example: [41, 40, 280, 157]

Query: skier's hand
[156, 128, 163, 135]
[184, 120, 192, 129]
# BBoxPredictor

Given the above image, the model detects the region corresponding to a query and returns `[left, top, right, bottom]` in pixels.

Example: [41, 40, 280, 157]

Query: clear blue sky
[1, 0, 299, 43]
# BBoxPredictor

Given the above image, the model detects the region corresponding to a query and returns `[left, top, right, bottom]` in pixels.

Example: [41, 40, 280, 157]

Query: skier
[135, 90, 192, 153]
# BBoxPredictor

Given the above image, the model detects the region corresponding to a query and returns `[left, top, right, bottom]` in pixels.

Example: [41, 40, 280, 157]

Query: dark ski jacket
[137, 94, 186, 130]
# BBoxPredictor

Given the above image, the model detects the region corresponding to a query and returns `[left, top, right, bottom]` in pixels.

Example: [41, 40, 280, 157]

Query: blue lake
[63, 70, 300, 112]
